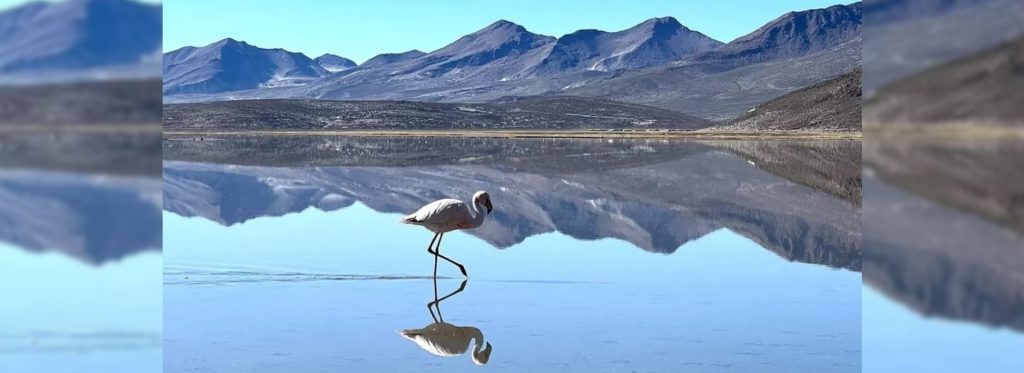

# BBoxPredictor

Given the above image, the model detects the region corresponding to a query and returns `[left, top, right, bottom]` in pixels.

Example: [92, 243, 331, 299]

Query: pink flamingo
[400, 191, 493, 278]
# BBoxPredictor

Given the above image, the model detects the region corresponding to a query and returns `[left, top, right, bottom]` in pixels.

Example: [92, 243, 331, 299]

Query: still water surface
[861, 137, 1024, 371]
[162, 137, 862, 372]
[0, 166, 162, 373]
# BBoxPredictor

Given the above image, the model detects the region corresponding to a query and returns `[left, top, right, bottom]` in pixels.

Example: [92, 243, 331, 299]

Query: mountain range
[163, 38, 329, 95]
[562, 3, 861, 120]
[313, 54, 356, 72]
[526, 17, 722, 75]
[680, 4, 862, 70]
[162, 3, 862, 122]
[0, 0, 162, 84]
[360, 50, 426, 68]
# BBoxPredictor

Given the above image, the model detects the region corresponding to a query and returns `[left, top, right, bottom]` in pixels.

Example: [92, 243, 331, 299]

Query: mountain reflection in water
[0, 132, 163, 264]
[163, 136, 861, 270]
[864, 137, 1024, 333]
[0, 169, 162, 264]
[0, 133, 163, 372]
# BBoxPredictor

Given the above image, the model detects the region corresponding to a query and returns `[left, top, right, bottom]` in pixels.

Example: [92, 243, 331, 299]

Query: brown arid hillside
[0, 79, 162, 126]
[864, 34, 1024, 127]
[163, 96, 710, 131]
[719, 68, 862, 132]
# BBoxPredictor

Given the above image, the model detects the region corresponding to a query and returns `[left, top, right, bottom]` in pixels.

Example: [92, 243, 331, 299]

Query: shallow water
[0, 169, 162, 373]
[861, 137, 1024, 371]
[162, 137, 862, 372]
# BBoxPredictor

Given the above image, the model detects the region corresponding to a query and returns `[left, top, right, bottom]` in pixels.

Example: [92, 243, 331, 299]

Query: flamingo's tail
[398, 215, 419, 224]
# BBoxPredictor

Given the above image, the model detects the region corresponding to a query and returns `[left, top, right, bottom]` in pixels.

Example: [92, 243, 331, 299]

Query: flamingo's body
[400, 198, 483, 233]
[401, 322, 492, 365]
[400, 191, 493, 277]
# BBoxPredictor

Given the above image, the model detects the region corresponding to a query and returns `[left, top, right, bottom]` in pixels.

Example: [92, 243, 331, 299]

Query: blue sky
[163, 0, 852, 63]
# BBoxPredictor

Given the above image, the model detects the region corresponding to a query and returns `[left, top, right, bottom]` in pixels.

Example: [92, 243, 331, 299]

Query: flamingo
[400, 191, 493, 278]
[400, 278, 493, 365]
[400, 321, 493, 365]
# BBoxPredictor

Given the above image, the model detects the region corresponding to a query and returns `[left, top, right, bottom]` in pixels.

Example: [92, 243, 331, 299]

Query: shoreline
[162, 129, 862, 140]
[865, 123, 1024, 140]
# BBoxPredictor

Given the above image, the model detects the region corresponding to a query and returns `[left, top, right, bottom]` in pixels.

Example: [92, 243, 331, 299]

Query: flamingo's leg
[428, 274, 440, 323]
[425, 232, 439, 279]
[429, 233, 468, 278]
[428, 279, 468, 323]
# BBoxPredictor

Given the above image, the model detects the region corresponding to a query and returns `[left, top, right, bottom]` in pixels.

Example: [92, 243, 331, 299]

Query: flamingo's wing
[399, 323, 467, 357]
[403, 199, 466, 225]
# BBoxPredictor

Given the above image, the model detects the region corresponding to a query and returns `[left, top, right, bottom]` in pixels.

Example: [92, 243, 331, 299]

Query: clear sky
[163, 0, 852, 63]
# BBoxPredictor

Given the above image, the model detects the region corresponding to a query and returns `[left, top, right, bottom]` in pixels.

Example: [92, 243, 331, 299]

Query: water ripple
[0, 331, 161, 354]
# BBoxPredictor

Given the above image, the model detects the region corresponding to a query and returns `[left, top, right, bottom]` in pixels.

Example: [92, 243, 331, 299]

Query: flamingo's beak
[485, 200, 493, 214]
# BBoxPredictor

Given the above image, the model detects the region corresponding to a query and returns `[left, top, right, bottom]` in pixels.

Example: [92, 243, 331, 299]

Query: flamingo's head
[472, 342, 493, 365]
[473, 191, 493, 214]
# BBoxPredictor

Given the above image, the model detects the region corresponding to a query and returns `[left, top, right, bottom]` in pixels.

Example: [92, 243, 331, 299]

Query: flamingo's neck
[470, 328, 485, 351]
[469, 327, 491, 365]
[469, 200, 486, 228]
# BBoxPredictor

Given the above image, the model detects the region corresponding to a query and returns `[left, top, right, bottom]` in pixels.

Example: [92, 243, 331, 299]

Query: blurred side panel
[863, 0, 1024, 371]
[0, 0, 163, 372]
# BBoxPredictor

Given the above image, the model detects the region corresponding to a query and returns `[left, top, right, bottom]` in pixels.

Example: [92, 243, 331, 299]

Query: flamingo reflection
[399, 278, 493, 365]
